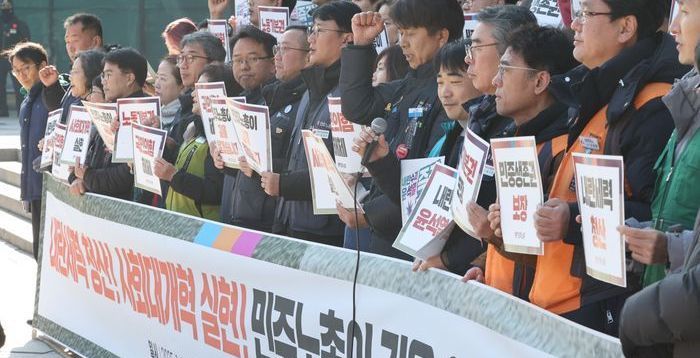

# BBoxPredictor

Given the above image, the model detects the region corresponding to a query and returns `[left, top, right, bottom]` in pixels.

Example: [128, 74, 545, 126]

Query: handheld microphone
[360, 117, 388, 166]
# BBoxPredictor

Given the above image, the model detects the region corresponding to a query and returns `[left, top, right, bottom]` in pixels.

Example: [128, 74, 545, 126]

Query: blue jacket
[19, 82, 48, 201]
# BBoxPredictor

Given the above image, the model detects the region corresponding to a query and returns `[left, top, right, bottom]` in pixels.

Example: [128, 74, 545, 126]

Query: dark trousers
[31, 199, 41, 261]
[286, 229, 344, 248]
[0, 60, 21, 115]
[562, 293, 631, 337]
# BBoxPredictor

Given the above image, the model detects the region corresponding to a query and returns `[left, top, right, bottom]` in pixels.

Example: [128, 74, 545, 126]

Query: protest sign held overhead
[113, 97, 161, 163]
[59, 105, 92, 166]
[463, 13, 478, 39]
[328, 96, 365, 174]
[529, 0, 562, 27]
[302, 130, 361, 215]
[39, 108, 62, 169]
[131, 123, 167, 196]
[226, 98, 273, 174]
[259, 6, 289, 41]
[207, 19, 231, 62]
[400, 157, 444, 225]
[492, 136, 544, 255]
[83, 101, 118, 152]
[452, 128, 490, 238]
[394, 163, 457, 260]
[374, 26, 390, 54]
[573, 153, 627, 287]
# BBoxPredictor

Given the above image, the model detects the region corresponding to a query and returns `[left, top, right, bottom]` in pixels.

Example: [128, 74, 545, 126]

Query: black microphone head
[370, 117, 387, 135]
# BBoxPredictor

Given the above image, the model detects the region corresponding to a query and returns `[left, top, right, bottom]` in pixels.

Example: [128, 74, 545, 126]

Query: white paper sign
[302, 130, 362, 215]
[492, 136, 544, 255]
[196, 82, 227, 150]
[207, 19, 231, 63]
[327, 97, 365, 174]
[226, 98, 273, 174]
[529, 0, 562, 27]
[83, 101, 118, 153]
[51, 123, 70, 182]
[235, 0, 251, 26]
[291, 0, 316, 26]
[452, 128, 490, 238]
[59, 105, 92, 166]
[573, 153, 626, 287]
[393, 163, 457, 260]
[40, 109, 62, 169]
[374, 27, 390, 54]
[463, 13, 478, 39]
[259, 6, 289, 42]
[210, 97, 242, 169]
[131, 123, 166, 196]
[113, 97, 161, 163]
[400, 157, 444, 225]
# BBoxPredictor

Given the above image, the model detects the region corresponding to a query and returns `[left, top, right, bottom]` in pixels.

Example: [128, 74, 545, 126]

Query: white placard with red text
[50, 123, 70, 181]
[196, 82, 228, 153]
[59, 105, 92, 166]
[259, 6, 289, 42]
[207, 19, 231, 63]
[492, 136, 544, 255]
[573, 153, 626, 287]
[131, 123, 166, 196]
[83, 101, 118, 153]
[463, 13, 478, 39]
[113, 97, 161, 163]
[327, 96, 365, 174]
[210, 97, 242, 169]
[400, 157, 444, 225]
[40, 108, 62, 169]
[393, 163, 457, 260]
[226, 98, 273, 174]
[452, 128, 490, 238]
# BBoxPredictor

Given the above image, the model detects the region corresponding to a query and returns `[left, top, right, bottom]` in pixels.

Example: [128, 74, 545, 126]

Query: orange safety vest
[485, 135, 568, 295]
[529, 82, 672, 314]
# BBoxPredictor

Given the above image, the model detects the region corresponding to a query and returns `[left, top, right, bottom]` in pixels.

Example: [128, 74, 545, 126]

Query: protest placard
[529, 0, 562, 27]
[210, 97, 241, 169]
[463, 13, 478, 39]
[259, 6, 289, 41]
[400, 157, 444, 225]
[301, 130, 361, 215]
[291, 0, 315, 26]
[328, 96, 365, 174]
[226, 98, 273, 174]
[83, 101, 118, 152]
[195, 82, 227, 149]
[131, 123, 167, 196]
[374, 26, 390, 54]
[51, 123, 70, 182]
[452, 128, 490, 238]
[394, 163, 457, 260]
[207, 19, 231, 62]
[573, 153, 626, 287]
[39, 109, 62, 169]
[59, 105, 92, 166]
[113, 97, 161, 163]
[492, 136, 544, 255]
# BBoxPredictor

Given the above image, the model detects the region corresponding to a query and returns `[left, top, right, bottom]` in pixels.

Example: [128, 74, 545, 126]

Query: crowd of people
[8, 0, 700, 355]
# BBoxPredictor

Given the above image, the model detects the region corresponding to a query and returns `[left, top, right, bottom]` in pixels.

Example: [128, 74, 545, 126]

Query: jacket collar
[262, 75, 307, 113]
[178, 87, 194, 113]
[516, 101, 569, 143]
[301, 60, 341, 97]
[407, 61, 437, 80]
[662, 69, 700, 138]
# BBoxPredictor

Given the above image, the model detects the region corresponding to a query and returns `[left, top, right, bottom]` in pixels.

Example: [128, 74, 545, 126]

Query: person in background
[460, 0, 518, 13]
[88, 75, 105, 103]
[162, 18, 197, 56]
[66, 50, 105, 103]
[248, 0, 298, 28]
[371, 44, 410, 86]
[0, 0, 29, 116]
[5, 42, 47, 261]
[155, 55, 184, 134]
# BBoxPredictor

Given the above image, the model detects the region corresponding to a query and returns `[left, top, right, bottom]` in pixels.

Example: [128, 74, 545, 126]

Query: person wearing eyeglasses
[258, 1, 360, 246]
[461, 25, 576, 301]
[527, 0, 689, 336]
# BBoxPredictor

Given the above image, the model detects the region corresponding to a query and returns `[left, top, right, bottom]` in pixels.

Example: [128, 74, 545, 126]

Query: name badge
[313, 129, 330, 139]
[483, 164, 495, 177]
[579, 136, 600, 152]
[408, 107, 423, 119]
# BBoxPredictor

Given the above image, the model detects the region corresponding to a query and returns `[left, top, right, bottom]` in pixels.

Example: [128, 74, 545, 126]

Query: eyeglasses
[232, 56, 273, 67]
[496, 64, 541, 79]
[273, 44, 310, 56]
[176, 54, 210, 66]
[100, 71, 131, 81]
[571, 9, 613, 24]
[465, 43, 498, 62]
[306, 25, 348, 37]
[11, 64, 36, 77]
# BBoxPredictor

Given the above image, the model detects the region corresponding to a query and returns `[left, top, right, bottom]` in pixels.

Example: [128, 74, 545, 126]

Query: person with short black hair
[229, 25, 277, 99]
[4, 41, 48, 261]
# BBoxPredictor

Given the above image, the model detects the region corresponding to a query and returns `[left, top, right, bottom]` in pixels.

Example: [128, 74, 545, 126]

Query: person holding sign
[248, 0, 297, 28]
[529, 0, 687, 335]
[68, 48, 149, 201]
[6, 42, 48, 261]
[263, 2, 360, 245]
[462, 26, 575, 300]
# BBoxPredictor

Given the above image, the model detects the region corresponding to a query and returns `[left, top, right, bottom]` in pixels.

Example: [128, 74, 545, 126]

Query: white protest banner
[400, 157, 444, 225]
[131, 122, 167, 196]
[291, 0, 315, 26]
[328, 96, 365, 174]
[227, 98, 273, 174]
[195, 82, 227, 148]
[452, 128, 490, 238]
[463, 13, 478, 39]
[59, 105, 92, 166]
[302, 130, 361, 215]
[50, 123, 70, 182]
[210, 97, 241, 169]
[374, 26, 390, 54]
[492, 136, 544, 255]
[113, 96, 161, 163]
[394, 163, 457, 260]
[207, 19, 231, 63]
[231, 96, 246, 103]
[83, 101, 118, 152]
[235, 0, 250, 26]
[529, 0, 562, 27]
[259, 6, 289, 41]
[39, 108, 62, 169]
[573, 153, 626, 287]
